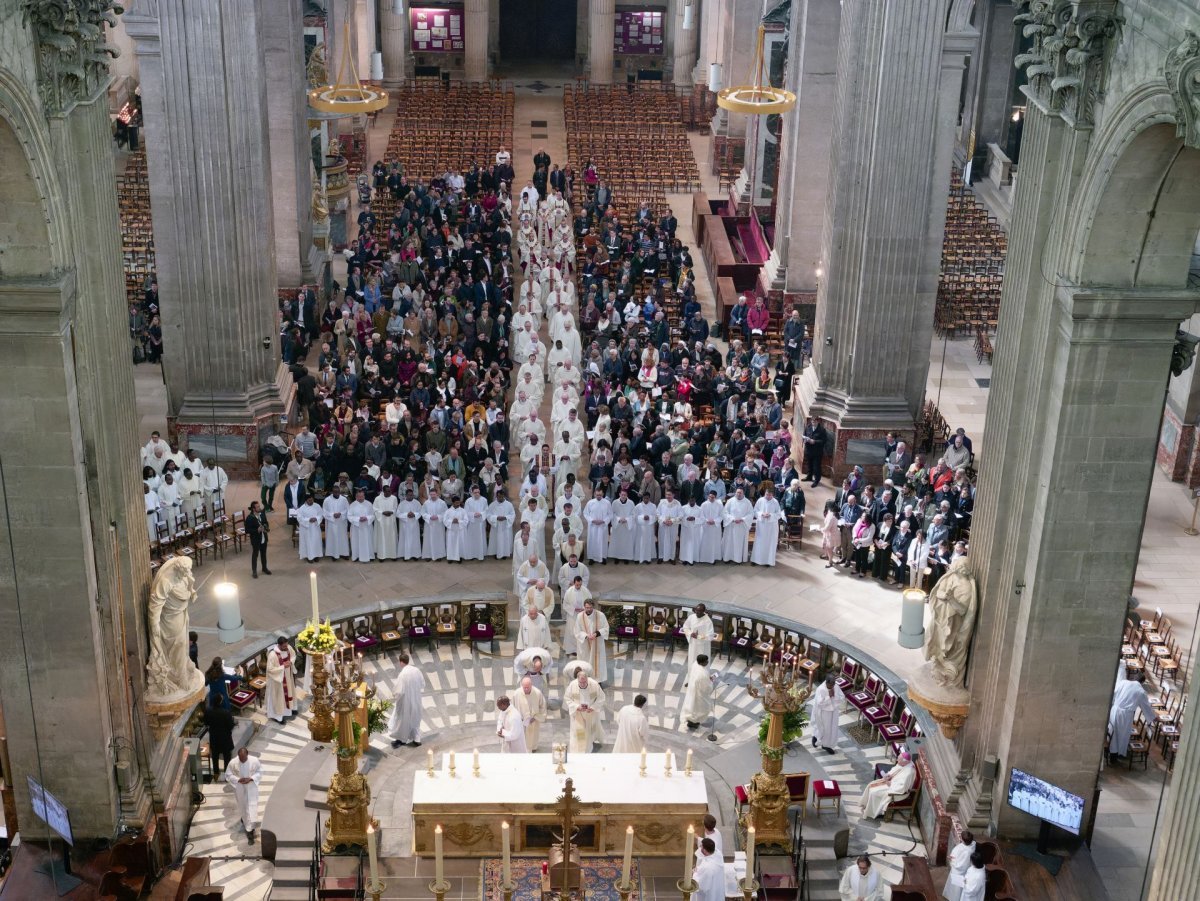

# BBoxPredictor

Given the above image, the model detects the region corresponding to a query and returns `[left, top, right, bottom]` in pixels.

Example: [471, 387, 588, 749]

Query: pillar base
[907, 664, 971, 740]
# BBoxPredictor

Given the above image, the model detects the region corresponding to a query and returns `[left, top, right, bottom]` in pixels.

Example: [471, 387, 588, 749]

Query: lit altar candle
[435, 824, 444, 883]
[745, 826, 755, 880]
[473, 748, 480, 770]
[310, 571, 319, 626]
[448, 751, 455, 771]
[621, 825, 633, 883]
[685, 749, 693, 772]
[682, 824, 695, 882]
[427, 749, 434, 770]
[366, 823, 379, 885]
[502, 821, 511, 884]
[640, 747, 647, 769]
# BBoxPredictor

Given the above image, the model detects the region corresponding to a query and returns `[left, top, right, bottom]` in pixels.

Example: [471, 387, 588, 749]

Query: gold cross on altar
[547, 778, 602, 896]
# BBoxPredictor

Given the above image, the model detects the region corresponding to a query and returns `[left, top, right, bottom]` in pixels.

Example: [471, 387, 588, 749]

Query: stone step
[268, 887, 310, 901]
[274, 846, 314, 866]
[304, 788, 330, 810]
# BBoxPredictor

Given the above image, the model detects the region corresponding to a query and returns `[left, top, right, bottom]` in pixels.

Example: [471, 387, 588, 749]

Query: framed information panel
[614, 8, 664, 55]
[410, 6, 465, 53]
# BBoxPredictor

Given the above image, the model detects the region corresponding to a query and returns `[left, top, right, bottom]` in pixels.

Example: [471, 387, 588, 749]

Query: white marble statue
[146, 557, 205, 699]
[923, 557, 978, 688]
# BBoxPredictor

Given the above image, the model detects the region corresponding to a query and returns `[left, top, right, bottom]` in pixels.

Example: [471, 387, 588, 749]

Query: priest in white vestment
[265, 637, 297, 723]
[516, 554, 550, 600]
[387, 654, 425, 747]
[443, 496, 468, 561]
[960, 856, 986, 901]
[373, 486, 400, 560]
[144, 485, 161, 542]
[692, 840, 724, 901]
[225, 749, 262, 839]
[575, 600, 610, 682]
[487, 490, 516, 557]
[297, 497, 324, 561]
[1108, 672, 1155, 760]
[751, 486, 784, 566]
[859, 751, 916, 819]
[397, 490, 423, 559]
[608, 490, 636, 561]
[564, 671, 606, 752]
[721, 490, 754, 563]
[657, 492, 682, 561]
[561, 575, 591, 656]
[678, 497, 703, 564]
[839, 855, 884, 901]
[584, 490, 613, 562]
[810, 673, 845, 753]
[516, 605, 553, 651]
[681, 655, 716, 729]
[612, 694, 649, 753]
[515, 677, 547, 751]
[421, 490, 448, 560]
[462, 486, 488, 560]
[633, 498, 658, 562]
[348, 489, 375, 563]
[322, 487, 350, 559]
[523, 579, 555, 618]
[495, 696, 528, 752]
[512, 524, 537, 593]
[682, 605, 714, 672]
[698, 493, 724, 563]
[943, 830, 977, 901]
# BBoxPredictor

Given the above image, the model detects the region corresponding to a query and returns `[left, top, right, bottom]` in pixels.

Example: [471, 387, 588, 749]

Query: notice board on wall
[614, 9, 664, 55]
[410, 6, 465, 53]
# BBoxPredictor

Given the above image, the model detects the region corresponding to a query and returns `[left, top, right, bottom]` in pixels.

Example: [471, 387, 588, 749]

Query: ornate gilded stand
[742, 661, 812, 850]
[304, 647, 335, 743]
[322, 654, 378, 852]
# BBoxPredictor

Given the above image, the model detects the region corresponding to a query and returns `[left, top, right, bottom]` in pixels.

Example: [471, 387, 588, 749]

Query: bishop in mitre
[563, 668, 605, 752]
[859, 751, 916, 819]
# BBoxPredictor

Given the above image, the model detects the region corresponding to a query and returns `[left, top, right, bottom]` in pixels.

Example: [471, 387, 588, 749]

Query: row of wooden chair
[934, 168, 1008, 339]
[1118, 609, 1187, 770]
[116, 151, 156, 306]
[150, 501, 245, 571]
[382, 81, 514, 181]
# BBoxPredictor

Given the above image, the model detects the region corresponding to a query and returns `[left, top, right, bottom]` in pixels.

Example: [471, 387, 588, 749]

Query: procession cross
[548, 778, 602, 896]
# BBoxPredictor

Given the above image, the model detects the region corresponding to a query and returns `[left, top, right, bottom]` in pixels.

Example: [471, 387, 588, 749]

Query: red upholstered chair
[352, 615, 380, 655]
[734, 783, 750, 814]
[880, 708, 915, 755]
[847, 673, 883, 719]
[834, 657, 861, 694]
[784, 772, 810, 821]
[864, 689, 900, 740]
[646, 606, 670, 643]
[229, 685, 257, 711]
[872, 762, 921, 823]
[810, 778, 841, 816]
[408, 606, 434, 652]
[468, 604, 496, 652]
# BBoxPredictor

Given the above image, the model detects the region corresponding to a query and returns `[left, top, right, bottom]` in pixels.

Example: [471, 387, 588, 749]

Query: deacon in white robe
[322, 488, 351, 559]
[144, 486, 161, 542]
[421, 491, 448, 560]
[810, 674, 845, 753]
[682, 606, 714, 672]
[561, 577, 591, 656]
[158, 476, 182, 535]
[487, 492, 516, 557]
[859, 753, 917, 819]
[633, 499, 658, 563]
[443, 499, 468, 561]
[297, 498, 324, 561]
[678, 499, 703, 564]
[698, 494, 724, 563]
[373, 488, 399, 560]
[396, 492, 423, 559]
[692, 843, 724, 901]
[514, 678, 547, 751]
[721, 490, 754, 563]
[521, 501, 548, 560]
[347, 491, 375, 563]
[583, 492, 613, 562]
[463, 488, 489, 560]
[575, 601, 610, 682]
[265, 639, 297, 723]
[608, 492, 637, 561]
[495, 697, 528, 752]
[839, 857, 884, 901]
[512, 530, 537, 593]
[1108, 673, 1156, 757]
[225, 750, 262, 837]
[387, 654, 425, 746]
[611, 695, 649, 753]
[516, 605, 553, 650]
[960, 860, 986, 901]
[563, 672, 606, 752]
[751, 489, 784, 566]
[680, 656, 716, 728]
[943, 832, 977, 901]
[657, 493, 683, 561]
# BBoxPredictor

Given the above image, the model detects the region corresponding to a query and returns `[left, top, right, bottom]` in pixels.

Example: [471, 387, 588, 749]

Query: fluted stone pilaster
[672, 0, 698, 86]
[381, 3, 412, 85]
[465, 0, 490, 82]
[589, 0, 615, 84]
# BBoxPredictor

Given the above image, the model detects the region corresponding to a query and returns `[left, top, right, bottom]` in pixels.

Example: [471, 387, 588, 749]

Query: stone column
[128, 0, 288, 476]
[264, 0, 318, 286]
[760, 0, 840, 295]
[356, 0, 377, 83]
[380, 1, 412, 85]
[794, 0, 958, 467]
[1148, 648, 1200, 899]
[465, 0, 490, 81]
[673, 0, 699, 86]
[589, 0, 615, 84]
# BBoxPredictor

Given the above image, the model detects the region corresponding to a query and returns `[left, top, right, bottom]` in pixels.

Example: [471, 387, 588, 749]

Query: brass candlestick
[304, 647, 335, 742]
[743, 661, 812, 849]
[499, 880, 516, 901]
[677, 877, 699, 900]
[429, 878, 451, 901]
[639, 760, 647, 777]
[366, 878, 385, 901]
[738, 876, 760, 900]
[614, 877, 636, 901]
[448, 759, 457, 779]
[322, 654, 378, 852]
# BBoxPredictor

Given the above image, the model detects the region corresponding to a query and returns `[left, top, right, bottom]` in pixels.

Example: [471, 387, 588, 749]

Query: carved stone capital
[21, 0, 125, 115]
[1166, 31, 1200, 149]
[1014, 1, 1122, 130]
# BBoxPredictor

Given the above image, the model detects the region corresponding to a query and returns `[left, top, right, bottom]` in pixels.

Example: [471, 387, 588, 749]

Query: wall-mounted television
[1006, 767, 1085, 836]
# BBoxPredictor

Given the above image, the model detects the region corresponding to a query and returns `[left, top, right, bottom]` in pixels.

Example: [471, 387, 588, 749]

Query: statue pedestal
[907, 663, 970, 740]
[145, 680, 206, 741]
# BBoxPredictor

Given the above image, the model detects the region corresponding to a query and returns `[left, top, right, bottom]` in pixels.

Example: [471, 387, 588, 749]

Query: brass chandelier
[717, 25, 795, 115]
[308, 22, 389, 116]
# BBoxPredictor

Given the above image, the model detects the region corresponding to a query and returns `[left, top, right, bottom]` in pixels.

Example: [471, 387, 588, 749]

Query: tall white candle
[685, 749, 693, 771]
[683, 825, 695, 883]
[366, 823, 379, 884]
[434, 825, 444, 883]
[427, 749, 434, 770]
[448, 751, 455, 772]
[622, 825, 634, 883]
[502, 821, 511, 884]
[310, 571, 319, 626]
[640, 747, 647, 769]
[473, 748, 480, 770]
[745, 826, 756, 879]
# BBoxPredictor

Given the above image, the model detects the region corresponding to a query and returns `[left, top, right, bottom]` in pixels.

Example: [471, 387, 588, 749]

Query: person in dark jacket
[204, 696, 236, 777]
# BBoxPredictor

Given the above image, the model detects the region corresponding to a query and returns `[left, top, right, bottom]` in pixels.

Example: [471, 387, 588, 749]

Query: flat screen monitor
[26, 776, 74, 846]
[1006, 766, 1085, 836]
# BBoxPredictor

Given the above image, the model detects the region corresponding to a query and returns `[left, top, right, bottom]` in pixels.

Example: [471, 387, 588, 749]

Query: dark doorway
[499, 0, 578, 62]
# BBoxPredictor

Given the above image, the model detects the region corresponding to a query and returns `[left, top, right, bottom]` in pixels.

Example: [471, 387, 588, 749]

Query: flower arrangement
[296, 619, 338, 653]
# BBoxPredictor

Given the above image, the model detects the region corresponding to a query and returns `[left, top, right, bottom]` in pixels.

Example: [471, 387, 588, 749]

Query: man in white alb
[523, 577, 555, 618]
[322, 485, 350, 559]
[388, 653, 426, 747]
[859, 751, 916, 819]
[495, 696, 528, 753]
[514, 676, 547, 751]
[575, 599, 610, 682]
[692, 838, 724, 901]
[563, 669, 605, 752]
[297, 496, 324, 561]
[225, 748, 262, 842]
[265, 636, 297, 723]
[372, 484, 399, 560]
[612, 694, 649, 753]
[839, 855, 883, 901]
[347, 488, 375, 562]
[516, 604, 553, 651]
[809, 673, 845, 755]
[561, 574, 591, 657]
[682, 604, 714, 673]
[681, 654, 716, 730]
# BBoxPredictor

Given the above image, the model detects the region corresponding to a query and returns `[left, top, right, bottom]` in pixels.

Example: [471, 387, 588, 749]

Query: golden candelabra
[304, 648, 335, 742]
[738, 876, 760, 900]
[677, 877, 699, 901]
[322, 654, 378, 853]
[743, 659, 812, 849]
